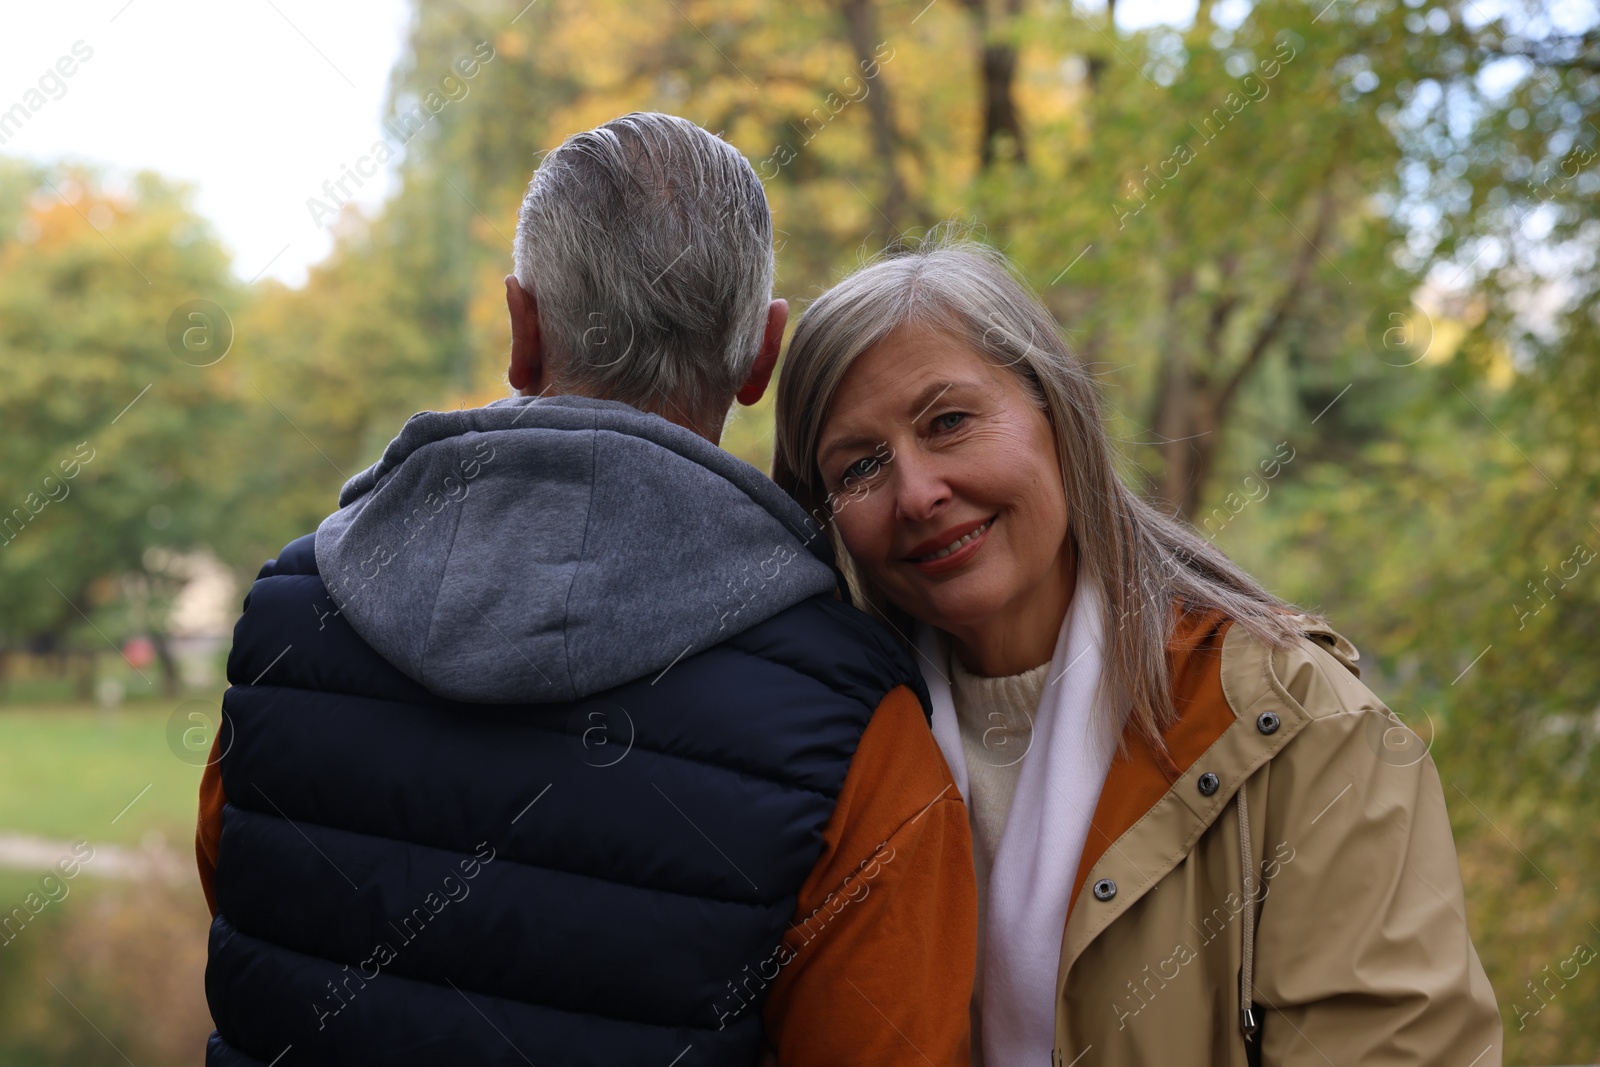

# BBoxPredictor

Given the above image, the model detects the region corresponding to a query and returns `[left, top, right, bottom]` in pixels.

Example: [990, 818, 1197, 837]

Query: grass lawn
[0, 695, 222, 851]
[0, 696, 220, 1067]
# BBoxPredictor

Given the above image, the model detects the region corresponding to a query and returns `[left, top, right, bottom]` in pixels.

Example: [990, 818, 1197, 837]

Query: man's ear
[736, 298, 788, 407]
[506, 275, 546, 394]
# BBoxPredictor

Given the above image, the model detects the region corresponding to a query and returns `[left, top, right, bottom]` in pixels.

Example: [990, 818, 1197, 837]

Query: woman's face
[815, 322, 1074, 663]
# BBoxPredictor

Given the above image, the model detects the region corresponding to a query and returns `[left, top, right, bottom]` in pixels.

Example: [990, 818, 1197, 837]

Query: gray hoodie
[314, 395, 840, 705]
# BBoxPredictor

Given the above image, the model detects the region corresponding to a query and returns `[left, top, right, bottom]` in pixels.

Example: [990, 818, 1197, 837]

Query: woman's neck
[947, 545, 1078, 677]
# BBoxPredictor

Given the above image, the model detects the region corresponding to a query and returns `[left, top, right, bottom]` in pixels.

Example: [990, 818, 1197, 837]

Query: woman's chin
[898, 582, 1012, 636]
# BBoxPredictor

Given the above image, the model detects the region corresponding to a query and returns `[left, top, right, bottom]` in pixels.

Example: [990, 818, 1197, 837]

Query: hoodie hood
[314, 395, 840, 705]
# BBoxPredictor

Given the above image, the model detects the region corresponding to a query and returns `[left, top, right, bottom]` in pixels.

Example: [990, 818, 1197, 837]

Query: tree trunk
[1149, 271, 1203, 516]
[74, 648, 95, 703]
[962, 0, 1028, 168]
[979, 42, 1026, 166]
[1152, 364, 1223, 521]
[838, 0, 912, 225]
[154, 630, 182, 699]
[1149, 187, 1338, 520]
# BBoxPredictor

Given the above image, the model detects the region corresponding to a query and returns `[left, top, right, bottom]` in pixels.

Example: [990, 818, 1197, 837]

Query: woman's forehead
[841, 328, 988, 400]
[848, 322, 1021, 399]
[818, 339, 1008, 461]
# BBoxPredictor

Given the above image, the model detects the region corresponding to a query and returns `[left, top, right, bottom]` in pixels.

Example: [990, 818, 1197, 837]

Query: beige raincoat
[1050, 610, 1502, 1066]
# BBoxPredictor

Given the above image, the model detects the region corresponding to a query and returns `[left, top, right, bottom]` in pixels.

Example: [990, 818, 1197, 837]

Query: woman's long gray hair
[774, 236, 1310, 748]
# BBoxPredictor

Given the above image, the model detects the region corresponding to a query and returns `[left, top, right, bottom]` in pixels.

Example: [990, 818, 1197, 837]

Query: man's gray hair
[513, 112, 774, 422]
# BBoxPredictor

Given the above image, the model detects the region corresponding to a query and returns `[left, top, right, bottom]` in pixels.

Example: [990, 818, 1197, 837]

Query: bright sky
[1, 0, 411, 287]
[0, 0, 1268, 289]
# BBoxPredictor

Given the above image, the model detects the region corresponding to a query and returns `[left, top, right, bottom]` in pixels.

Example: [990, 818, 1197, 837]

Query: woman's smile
[904, 514, 996, 572]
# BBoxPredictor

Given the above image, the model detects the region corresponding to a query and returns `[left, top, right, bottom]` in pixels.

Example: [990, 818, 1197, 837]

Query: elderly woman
[773, 239, 1501, 1067]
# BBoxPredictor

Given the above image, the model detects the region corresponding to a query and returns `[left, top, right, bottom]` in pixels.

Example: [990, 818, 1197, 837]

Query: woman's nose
[891, 449, 951, 523]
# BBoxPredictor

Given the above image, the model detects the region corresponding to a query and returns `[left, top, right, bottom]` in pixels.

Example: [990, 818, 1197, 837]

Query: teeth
[917, 518, 993, 562]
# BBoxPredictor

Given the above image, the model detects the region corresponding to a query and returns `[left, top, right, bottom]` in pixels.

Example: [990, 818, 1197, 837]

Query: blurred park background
[1, 0, 1597, 1062]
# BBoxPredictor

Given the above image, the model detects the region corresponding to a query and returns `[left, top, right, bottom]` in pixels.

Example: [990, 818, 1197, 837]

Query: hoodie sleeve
[760, 683, 977, 1067]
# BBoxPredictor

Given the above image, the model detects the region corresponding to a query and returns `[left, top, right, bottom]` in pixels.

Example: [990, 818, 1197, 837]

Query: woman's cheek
[835, 494, 892, 576]
[832, 502, 872, 561]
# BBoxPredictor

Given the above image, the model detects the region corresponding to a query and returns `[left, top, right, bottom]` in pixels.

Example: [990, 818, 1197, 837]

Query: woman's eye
[932, 412, 967, 432]
[842, 456, 881, 481]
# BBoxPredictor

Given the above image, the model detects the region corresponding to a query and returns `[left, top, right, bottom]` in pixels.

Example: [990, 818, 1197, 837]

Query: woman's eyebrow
[819, 432, 880, 468]
[819, 380, 985, 467]
[909, 379, 986, 420]
[908, 380, 958, 421]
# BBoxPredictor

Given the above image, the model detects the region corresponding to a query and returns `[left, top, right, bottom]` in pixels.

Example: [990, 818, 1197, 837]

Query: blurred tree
[378, 0, 1537, 517]
[214, 209, 454, 575]
[0, 164, 242, 696]
[1205, 3, 1600, 1053]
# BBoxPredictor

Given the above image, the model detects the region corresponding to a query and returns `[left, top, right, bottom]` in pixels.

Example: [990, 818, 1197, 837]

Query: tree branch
[1215, 184, 1337, 419]
[1202, 293, 1240, 365]
[1473, 30, 1600, 72]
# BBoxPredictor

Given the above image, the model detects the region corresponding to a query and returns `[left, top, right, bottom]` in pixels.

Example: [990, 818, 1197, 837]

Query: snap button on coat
[1198, 771, 1220, 796]
[1256, 710, 1281, 735]
[1093, 878, 1117, 901]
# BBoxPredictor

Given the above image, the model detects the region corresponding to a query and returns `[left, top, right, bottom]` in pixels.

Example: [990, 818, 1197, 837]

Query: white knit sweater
[950, 653, 1051, 1066]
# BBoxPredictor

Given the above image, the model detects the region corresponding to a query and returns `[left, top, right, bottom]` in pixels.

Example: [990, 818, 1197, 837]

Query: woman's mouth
[907, 516, 995, 573]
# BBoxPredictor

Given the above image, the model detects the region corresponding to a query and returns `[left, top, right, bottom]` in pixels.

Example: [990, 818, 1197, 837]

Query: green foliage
[0, 165, 244, 665]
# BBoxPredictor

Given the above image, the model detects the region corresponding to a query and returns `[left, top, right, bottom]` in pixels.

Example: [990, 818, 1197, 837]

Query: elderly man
[195, 112, 976, 1066]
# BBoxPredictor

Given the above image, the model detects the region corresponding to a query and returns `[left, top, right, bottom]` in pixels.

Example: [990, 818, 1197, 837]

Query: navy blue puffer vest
[205, 397, 928, 1066]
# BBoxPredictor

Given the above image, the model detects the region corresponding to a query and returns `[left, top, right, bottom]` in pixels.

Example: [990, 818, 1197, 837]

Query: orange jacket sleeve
[761, 683, 977, 1067]
[196, 733, 225, 917]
